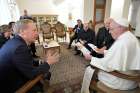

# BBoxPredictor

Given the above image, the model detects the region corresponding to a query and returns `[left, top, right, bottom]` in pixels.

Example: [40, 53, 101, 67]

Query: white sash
[81, 66, 95, 93]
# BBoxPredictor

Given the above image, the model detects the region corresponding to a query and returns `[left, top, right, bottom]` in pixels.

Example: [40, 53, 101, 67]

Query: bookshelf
[32, 15, 58, 29]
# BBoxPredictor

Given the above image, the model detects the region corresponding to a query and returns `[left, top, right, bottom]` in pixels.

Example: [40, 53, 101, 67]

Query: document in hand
[80, 46, 91, 55]
[75, 42, 91, 54]
[87, 43, 98, 52]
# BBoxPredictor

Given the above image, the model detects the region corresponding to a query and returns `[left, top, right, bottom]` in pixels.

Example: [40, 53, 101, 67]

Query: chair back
[41, 22, 51, 34]
[41, 22, 54, 40]
[55, 22, 65, 33]
[54, 22, 66, 41]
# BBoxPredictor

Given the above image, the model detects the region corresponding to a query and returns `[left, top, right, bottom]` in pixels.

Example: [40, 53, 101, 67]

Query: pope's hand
[83, 53, 92, 60]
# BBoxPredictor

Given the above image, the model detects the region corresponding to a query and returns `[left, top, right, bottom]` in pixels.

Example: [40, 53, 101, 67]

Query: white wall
[104, 0, 112, 19]
[135, 7, 140, 37]
[128, 0, 140, 28]
[110, 0, 125, 18]
[16, 0, 84, 26]
[122, 0, 131, 19]
[110, 0, 131, 19]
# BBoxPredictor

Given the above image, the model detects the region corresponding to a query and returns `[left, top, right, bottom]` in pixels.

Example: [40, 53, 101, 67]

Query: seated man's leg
[44, 72, 51, 81]
[30, 43, 38, 57]
[74, 46, 81, 55]
[68, 33, 77, 49]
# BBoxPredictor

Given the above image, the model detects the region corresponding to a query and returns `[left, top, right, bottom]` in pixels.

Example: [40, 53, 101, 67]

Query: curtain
[0, 0, 20, 25]
[0, 0, 11, 25]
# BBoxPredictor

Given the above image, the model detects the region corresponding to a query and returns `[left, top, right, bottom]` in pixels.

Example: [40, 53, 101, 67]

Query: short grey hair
[13, 19, 34, 35]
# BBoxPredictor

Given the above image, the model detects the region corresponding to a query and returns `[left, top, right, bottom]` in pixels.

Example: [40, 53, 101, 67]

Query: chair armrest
[15, 74, 44, 93]
[89, 64, 140, 82]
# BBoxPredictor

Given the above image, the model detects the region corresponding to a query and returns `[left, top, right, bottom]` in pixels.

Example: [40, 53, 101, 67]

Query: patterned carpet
[36, 42, 89, 93]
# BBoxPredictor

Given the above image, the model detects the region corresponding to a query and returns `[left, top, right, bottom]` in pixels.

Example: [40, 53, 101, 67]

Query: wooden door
[93, 0, 106, 28]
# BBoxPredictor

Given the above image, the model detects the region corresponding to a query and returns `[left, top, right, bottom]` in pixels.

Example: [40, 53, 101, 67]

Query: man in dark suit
[67, 19, 83, 49]
[91, 18, 114, 58]
[0, 19, 60, 93]
[20, 9, 38, 58]
[0, 25, 11, 48]
[75, 23, 96, 55]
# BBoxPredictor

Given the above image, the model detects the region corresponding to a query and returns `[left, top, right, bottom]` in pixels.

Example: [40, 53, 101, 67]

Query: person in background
[20, 9, 33, 20]
[0, 25, 11, 48]
[67, 19, 83, 49]
[0, 19, 60, 93]
[81, 17, 140, 93]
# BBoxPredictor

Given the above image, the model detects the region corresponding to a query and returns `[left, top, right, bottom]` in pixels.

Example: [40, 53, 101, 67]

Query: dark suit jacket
[0, 35, 50, 93]
[96, 27, 114, 49]
[73, 24, 83, 33]
[91, 27, 114, 58]
[78, 28, 95, 44]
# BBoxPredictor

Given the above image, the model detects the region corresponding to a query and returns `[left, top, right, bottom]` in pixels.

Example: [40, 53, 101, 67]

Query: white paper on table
[81, 66, 95, 93]
[43, 41, 60, 48]
[43, 43, 48, 48]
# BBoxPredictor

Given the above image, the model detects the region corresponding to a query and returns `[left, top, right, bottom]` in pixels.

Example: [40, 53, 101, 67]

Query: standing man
[20, 9, 33, 20]
[0, 19, 60, 93]
[81, 18, 140, 93]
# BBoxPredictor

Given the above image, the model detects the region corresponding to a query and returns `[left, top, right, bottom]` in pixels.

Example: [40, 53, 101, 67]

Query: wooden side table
[42, 41, 60, 55]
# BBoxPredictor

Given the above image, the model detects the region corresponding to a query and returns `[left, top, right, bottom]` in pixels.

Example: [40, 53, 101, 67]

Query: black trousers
[68, 33, 78, 47]
[30, 43, 36, 56]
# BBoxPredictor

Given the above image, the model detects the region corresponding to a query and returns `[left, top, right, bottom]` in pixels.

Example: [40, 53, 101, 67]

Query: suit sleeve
[73, 25, 77, 31]
[12, 45, 50, 79]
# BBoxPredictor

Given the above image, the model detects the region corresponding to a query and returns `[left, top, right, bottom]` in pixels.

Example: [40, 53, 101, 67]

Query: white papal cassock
[81, 31, 140, 93]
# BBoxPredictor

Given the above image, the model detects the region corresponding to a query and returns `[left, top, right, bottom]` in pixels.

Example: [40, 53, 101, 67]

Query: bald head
[83, 23, 89, 31]
[104, 18, 113, 29]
